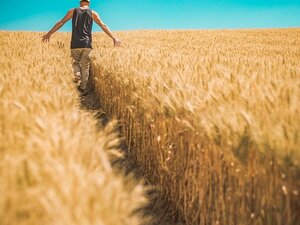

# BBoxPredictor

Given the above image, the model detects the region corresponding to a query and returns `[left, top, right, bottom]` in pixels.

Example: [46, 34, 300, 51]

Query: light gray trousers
[71, 48, 93, 90]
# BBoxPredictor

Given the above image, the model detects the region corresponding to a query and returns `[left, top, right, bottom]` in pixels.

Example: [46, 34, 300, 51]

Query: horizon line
[1, 26, 300, 33]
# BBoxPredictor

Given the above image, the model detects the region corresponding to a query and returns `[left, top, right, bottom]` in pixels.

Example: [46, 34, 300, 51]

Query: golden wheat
[91, 29, 300, 225]
[0, 31, 146, 225]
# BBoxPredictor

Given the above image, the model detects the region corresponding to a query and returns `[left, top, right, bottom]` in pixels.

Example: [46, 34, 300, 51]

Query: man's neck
[80, 6, 89, 8]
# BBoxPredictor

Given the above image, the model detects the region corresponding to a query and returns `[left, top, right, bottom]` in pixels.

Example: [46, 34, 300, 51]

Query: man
[42, 0, 121, 95]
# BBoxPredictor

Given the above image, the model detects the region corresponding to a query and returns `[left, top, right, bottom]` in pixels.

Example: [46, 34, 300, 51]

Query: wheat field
[91, 29, 300, 225]
[0, 29, 299, 225]
[0, 31, 147, 225]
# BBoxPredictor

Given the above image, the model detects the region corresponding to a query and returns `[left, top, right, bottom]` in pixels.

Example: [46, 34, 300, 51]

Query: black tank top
[71, 7, 93, 49]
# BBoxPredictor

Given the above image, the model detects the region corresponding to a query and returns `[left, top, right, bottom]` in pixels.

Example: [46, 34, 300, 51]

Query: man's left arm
[42, 9, 74, 42]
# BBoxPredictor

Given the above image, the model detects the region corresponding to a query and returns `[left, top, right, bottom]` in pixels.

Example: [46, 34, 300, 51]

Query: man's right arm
[92, 11, 121, 46]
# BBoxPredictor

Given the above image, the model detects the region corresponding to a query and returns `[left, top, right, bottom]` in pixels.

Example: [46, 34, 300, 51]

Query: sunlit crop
[92, 29, 300, 225]
[0, 31, 146, 225]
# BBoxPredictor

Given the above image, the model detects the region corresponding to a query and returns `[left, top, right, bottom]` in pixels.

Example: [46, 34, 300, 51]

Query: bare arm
[42, 9, 74, 42]
[92, 11, 121, 46]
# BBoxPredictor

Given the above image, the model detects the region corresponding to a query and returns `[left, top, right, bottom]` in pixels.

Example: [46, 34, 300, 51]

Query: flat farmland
[92, 29, 300, 225]
[0, 29, 299, 225]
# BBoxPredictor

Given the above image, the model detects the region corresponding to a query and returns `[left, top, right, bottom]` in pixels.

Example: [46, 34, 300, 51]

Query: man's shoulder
[67, 8, 76, 14]
[91, 10, 99, 16]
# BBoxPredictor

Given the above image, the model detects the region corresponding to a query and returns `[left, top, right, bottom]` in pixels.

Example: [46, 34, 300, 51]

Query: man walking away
[42, 0, 121, 96]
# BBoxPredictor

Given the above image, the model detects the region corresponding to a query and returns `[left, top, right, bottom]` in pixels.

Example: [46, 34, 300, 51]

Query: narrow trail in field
[77, 73, 185, 225]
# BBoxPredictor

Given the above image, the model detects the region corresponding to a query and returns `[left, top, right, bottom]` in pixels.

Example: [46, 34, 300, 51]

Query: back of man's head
[80, 0, 90, 6]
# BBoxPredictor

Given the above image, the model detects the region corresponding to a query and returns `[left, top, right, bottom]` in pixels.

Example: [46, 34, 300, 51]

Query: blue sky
[0, 0, 299, 31]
